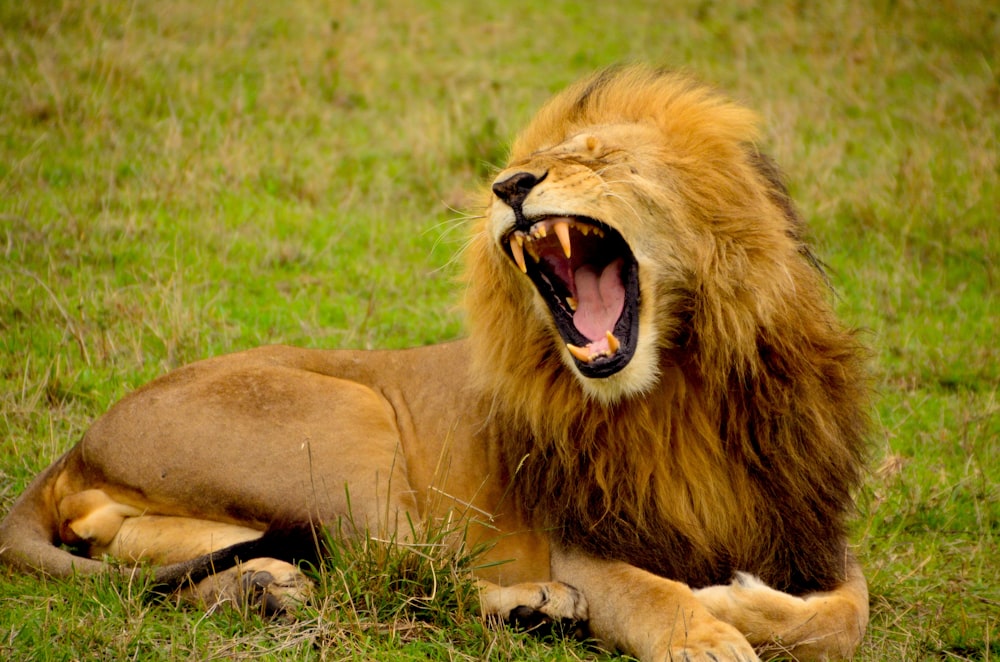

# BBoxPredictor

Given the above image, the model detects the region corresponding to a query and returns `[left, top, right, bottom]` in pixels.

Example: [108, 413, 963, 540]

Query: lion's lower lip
[503, 216, 640, 377]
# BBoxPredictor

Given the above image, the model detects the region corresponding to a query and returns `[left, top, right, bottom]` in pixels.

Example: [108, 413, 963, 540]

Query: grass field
[1, 0, 997, 659]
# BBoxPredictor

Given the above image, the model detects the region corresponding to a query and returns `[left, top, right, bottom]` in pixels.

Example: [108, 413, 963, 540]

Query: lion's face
[487, 123, 677, 403]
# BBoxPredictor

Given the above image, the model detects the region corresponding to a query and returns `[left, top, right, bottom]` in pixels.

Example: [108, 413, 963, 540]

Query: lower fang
[567, 297, 578, 311]
[566, 343, 592, 363]
[606, 331, 620, 353]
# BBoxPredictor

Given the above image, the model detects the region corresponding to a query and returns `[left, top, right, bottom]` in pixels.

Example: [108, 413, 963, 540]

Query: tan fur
[0, 66, 869, 661]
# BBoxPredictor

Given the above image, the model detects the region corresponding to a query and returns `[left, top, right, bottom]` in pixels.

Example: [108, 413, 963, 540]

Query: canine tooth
[606, 331, 620, 353]
[566, 343, 593, 363]
[566, 297, 578, 311]
[510, 235, 527, 273]
[554, 221, 572, 258]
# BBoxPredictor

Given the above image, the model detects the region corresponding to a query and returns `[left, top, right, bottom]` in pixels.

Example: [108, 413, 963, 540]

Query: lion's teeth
[566, 297, 578, 311]
[524, 240, 540, 262]
[606, 331, 620, 353]
[566, 343, 592, 363]
[554, 221, 571, 258]
[510, 235, 527, 273]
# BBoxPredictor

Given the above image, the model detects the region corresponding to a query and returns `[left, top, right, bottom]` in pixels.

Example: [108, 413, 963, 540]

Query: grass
[1, 0, 996, 659]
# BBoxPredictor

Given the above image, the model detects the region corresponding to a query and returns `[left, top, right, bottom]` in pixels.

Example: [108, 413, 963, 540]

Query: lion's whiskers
[601, 190, 645, 227]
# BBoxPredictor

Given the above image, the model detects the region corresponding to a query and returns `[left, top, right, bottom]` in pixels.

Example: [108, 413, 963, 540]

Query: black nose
[491, 171, 547, 209]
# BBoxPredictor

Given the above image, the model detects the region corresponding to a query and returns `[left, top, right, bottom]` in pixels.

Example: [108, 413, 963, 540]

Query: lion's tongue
[573, 258, 625, 343]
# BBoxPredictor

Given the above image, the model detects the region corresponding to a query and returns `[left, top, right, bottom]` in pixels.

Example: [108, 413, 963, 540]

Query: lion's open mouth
[504, 216, 639, 378]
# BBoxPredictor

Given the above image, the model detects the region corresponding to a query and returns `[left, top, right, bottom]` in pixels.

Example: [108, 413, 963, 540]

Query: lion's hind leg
[694, 558, 868, 661]
[58, 489, 313, 616]
[58, 489, 265, 564]
[57, 488, 144, 551]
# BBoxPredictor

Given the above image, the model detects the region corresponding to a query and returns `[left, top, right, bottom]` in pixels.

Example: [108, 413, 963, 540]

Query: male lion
[0, 66, 870, 661]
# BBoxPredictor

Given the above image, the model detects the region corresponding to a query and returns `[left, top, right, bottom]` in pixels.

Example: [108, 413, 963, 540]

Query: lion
[0, 66, 870, 661]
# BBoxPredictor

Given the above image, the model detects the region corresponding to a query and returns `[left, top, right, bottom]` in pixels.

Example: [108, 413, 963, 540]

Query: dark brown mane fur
[465, 67, 869, 595]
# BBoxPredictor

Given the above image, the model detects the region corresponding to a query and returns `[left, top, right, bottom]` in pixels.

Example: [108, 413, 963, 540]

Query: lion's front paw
[508, 582, 590, 638]
[480, 580, 589, 637]
[658, 617, 759, 662]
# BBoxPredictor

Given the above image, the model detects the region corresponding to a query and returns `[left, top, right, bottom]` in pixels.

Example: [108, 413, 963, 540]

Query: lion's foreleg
[551, 547, 759, 662]
[693, 556, 868, 661]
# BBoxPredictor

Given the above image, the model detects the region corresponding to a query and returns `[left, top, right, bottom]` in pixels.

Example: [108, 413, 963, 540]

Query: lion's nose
[492, 171, 547, 209]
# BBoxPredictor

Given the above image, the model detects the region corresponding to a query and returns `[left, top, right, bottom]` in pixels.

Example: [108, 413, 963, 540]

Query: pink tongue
[572, 258, 625, 342]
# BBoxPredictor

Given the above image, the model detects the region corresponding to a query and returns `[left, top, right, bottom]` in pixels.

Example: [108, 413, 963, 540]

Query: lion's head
[465, 66, 868, 594]
[468, 66, 825, 406]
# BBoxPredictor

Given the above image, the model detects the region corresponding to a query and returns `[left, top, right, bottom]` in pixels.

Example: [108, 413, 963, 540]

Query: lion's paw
[185, 557, 314, 619]
[481, 580, 589, 637]
[535, 580, 589, 622]
[509, 582, 590, 637]
[658, 618, 760, 662]
[239, 566, 312, 617]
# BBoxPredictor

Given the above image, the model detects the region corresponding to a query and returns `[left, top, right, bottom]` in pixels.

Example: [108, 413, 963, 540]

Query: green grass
[1, 0, 997, 659]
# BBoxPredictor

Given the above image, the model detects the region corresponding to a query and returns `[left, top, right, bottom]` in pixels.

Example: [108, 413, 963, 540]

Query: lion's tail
[0, 449, 106, 577]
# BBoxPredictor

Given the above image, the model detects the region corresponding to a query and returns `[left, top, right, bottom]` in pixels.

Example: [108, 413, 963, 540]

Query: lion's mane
[465, 67, 869, 594]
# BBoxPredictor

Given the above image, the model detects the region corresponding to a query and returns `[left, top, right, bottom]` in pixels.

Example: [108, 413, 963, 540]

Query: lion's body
[2, 342, 546, 584]
[1, 67, 870, 661]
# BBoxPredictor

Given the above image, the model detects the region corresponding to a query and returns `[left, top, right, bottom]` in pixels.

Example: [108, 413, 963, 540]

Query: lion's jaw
[487, 125, 669, 404]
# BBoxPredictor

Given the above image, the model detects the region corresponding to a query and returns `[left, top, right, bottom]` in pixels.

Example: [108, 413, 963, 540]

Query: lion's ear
[559, 133, 602, 155]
